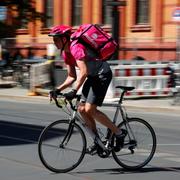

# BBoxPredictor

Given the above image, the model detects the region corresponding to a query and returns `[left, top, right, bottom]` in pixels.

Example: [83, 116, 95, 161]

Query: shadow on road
[0, 120, 44, 146]
[0, 120, 68, 146]
[74, 166, 180, 175]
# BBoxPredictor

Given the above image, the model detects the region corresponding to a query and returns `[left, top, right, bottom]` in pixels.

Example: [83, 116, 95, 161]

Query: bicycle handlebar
[50, 92, 81, 111]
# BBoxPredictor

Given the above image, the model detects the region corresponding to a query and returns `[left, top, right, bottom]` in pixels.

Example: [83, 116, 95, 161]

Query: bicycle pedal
[86, 149, 97, 155]
[86, 145, 97, 155]
[97, 148, 110, 158]
[129, 140, 137, 146]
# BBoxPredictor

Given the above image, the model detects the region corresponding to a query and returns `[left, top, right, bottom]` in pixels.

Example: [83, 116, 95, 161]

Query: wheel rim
[38, 120, 86, 173]
[112, 118, 156, 170]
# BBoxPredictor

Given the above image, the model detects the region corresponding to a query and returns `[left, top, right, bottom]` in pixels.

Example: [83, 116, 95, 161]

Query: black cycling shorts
[81, 70, 112, 106]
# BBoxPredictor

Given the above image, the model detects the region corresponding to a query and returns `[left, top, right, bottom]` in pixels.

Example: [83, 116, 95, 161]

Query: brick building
[1, 0, 180, 61]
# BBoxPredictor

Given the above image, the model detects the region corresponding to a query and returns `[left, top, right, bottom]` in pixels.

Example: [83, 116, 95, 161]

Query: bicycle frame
[54, 89, 133, 152]
[54, 96, 108, 151]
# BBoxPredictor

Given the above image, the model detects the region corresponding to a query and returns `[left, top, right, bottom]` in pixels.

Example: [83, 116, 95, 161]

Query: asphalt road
[0, 98, 180, 180]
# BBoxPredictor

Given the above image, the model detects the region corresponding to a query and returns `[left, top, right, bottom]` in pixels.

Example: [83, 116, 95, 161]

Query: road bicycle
[38, 86, 156, 173]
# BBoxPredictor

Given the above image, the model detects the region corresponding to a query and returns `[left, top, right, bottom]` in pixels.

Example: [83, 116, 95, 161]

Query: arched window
[72, 0, 82, 26]
[136, 0, 150, 24]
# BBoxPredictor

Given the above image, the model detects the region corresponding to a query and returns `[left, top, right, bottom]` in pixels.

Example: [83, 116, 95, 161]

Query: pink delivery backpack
[71, 24, 118, 60]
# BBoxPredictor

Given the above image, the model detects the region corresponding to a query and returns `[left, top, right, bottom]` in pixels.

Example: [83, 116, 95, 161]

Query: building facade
[1, 0, 180, 61]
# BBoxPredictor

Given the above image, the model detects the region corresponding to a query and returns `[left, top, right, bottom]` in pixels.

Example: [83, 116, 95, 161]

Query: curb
[0, 81, 17, 88]
[0, 93, 47, 100]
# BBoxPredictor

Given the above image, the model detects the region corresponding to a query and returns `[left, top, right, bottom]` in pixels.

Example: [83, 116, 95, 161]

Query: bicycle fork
[59, 120, 75, 148]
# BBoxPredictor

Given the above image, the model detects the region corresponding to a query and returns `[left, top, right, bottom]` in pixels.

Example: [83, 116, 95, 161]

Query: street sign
[172, 7, 180, 22]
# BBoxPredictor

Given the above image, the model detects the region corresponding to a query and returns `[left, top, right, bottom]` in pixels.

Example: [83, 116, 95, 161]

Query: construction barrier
[110, 63, 171, 98]
[29, 62, 51, 95]
[29, 61, 180, 99]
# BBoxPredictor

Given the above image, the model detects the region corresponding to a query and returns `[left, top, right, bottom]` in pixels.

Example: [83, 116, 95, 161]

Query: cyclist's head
[49, 25, 72, 38]
[49, 25, 72, 50]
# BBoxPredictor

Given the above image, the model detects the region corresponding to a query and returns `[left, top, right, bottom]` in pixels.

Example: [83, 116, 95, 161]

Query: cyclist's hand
[64, 89, 77, 100]
[49, 89, 61, 101]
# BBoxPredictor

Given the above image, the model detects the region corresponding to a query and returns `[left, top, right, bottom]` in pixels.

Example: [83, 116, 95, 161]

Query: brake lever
[55, 98, 62, 108]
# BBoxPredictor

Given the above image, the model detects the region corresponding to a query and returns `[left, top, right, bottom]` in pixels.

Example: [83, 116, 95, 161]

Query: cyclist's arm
[74, 59, 88, 91]
[56, 64, 76, 91]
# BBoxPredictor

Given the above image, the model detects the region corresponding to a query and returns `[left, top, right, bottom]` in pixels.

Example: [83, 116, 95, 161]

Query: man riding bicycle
[49, 25, 127, 152]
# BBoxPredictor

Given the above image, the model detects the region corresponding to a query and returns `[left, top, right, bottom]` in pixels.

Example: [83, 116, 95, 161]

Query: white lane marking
[157, 144, 180, 146]
[154, 152, 177, 157]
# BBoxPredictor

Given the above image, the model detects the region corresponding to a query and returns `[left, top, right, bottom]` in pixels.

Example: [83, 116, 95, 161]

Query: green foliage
[0, 0, 47, 38]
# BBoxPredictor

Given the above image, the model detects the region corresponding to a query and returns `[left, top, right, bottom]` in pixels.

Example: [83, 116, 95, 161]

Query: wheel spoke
[38, 120, 86, 173]
[112, 118, 156, 170]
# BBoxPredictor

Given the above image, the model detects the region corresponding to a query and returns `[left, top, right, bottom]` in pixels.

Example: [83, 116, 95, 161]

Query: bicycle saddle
[115, 86, 135, 91]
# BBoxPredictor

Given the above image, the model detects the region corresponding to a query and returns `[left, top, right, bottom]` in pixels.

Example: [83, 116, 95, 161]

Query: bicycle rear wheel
[38, 119, 87, 173]
[112, 117, 156, 170]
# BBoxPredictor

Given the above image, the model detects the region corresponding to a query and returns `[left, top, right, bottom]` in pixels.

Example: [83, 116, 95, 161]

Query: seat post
[118, 90, 126, 104]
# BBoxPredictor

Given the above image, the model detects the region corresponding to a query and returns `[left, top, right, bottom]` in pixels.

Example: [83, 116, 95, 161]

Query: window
[44, 0, 54, 28]
[72, 0, 82, 26]
[136, 0, 149, 24]
[131, 0, 151, 32]
[102, 0, 112, 25]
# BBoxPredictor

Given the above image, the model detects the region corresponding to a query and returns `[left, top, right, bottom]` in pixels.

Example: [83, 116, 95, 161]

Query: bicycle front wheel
[112, 117, 156, 170]
[38, 119, 87, 173]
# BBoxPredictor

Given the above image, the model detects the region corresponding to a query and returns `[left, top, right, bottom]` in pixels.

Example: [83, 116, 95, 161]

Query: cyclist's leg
[78, 102, 97, 134]
[83, 103, 127, 151]
[79, 72, 120, 135]
[83, 103, 119, 134]
[82, 73, 127, 150]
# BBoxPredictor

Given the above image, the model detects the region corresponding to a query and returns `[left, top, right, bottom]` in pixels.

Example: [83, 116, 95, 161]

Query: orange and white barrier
[107, 63, 172, 98]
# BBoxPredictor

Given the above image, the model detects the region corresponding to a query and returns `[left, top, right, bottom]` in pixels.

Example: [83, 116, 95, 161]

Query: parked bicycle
[38, 86, 156, 173]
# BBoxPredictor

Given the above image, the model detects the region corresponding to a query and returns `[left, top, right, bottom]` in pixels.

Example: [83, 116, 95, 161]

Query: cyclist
[49, 25, 127, 152]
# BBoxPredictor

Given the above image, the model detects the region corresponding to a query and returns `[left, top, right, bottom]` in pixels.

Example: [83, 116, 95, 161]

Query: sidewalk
[0, 80, 180, 113]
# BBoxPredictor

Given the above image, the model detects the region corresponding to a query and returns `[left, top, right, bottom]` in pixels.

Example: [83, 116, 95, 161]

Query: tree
[0, 0, 46, 38]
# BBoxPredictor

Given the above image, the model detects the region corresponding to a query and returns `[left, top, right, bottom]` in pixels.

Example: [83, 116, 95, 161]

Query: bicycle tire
[112, 117, 156, 170]
[38, 119, 87, 173]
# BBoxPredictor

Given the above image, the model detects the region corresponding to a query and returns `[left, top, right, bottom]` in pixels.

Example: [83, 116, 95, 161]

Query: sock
[115, 129, 123, 136]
